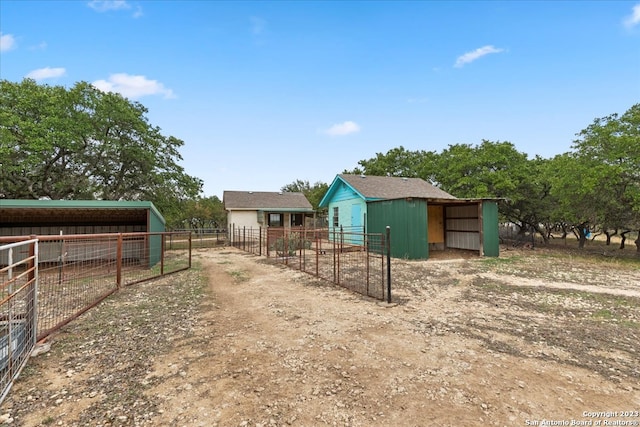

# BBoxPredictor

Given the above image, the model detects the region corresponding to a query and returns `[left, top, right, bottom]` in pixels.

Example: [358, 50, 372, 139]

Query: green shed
[0, 200, 165, 267]
[319, 174, 500, 260]
[367, 198, 500, 260]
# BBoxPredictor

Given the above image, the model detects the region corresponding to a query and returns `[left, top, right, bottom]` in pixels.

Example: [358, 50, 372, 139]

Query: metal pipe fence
[0, 239, 38, 405]
[229, 226, 390, 301]
[0, 232, 192, 344]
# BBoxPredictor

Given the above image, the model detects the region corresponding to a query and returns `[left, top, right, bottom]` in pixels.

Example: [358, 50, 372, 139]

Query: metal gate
[0, 239, 38, 404]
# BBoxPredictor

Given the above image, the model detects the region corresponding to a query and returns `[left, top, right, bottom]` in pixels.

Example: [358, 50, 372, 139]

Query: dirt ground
[2, 246, 640, 427]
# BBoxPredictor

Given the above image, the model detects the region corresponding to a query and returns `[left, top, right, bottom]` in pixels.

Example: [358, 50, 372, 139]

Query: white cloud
[92, 73, 175, 99]
[29, 41, 48, 51]
[0, 33, 16, 52]
[454, 45, 504, 68]
[87, 0, 131, 12]
[26, 67, 66, 80]
[623, 3, 640, 28]
[324, 121, 361, 136]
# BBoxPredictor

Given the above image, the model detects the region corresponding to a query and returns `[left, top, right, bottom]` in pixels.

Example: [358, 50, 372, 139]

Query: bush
[271, 233, 311, 256]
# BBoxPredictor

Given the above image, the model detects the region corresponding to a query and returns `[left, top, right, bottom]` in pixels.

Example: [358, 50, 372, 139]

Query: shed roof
[223, 191, 313, 212]
[0, 199, 165, 226]
[319, 174, 456, 207]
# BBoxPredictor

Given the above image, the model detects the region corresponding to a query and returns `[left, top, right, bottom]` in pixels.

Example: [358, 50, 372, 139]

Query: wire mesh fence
[168, 229, 226, 250]
[229, 226, 390, 301]
[0, 239, 38, 405]
[0, 232, 192, 343]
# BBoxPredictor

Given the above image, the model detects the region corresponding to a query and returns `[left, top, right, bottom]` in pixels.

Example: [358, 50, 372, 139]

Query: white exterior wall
[228, 210, 261, 232]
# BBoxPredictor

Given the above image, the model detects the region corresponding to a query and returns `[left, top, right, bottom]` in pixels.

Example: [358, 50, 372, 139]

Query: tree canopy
[2, 78, 638, 250]
[0, 79, 202, 204]
[281, 179, 329, 211]
[343, 104, 640, 251]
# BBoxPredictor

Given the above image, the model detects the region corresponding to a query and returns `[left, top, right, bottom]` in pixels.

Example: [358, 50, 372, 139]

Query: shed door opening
[428, 205, 444, 249]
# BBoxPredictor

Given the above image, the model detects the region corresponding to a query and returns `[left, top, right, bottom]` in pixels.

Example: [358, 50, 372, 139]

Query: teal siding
[351, 204, 362, 228]
[325, 180, 366, 245]
[367, 199, 428, 260]
[328, 198, 366, 245]
[482, 201, 499, 257]
[332, 181, 360, 202]
[329, 199, 363, 228]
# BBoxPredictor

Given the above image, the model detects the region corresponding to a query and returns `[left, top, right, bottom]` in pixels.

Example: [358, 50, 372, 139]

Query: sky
[1, 1, 639, 199]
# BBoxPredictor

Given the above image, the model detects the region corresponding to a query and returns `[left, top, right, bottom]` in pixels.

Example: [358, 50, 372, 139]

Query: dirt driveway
[3, 247, 640, 426]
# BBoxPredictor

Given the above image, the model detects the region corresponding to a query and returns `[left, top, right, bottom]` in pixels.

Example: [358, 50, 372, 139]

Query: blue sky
[1, 1, 639, 199]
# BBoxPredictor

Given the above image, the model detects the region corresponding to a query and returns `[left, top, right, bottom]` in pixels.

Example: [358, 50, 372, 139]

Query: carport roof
[0, 199, 165, 227]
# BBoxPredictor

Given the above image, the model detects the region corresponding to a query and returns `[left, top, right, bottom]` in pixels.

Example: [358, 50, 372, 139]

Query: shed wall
[482, 201, 500, 257]
[367, 199, 428, 260]
[0, 201, 165, 268]
[445, 204, 480, 251]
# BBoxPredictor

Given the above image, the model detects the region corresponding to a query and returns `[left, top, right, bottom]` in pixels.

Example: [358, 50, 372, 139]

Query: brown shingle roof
[339, 174, 456, 200]
[223, 191, 313, 210]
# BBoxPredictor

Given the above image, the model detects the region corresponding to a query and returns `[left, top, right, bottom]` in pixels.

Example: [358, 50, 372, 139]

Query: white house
[223, 191, 315, 240]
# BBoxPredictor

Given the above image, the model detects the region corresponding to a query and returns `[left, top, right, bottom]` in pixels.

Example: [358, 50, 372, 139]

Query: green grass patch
[479, 256, 523, 266]
[150, 257, 189, 274]
[592, 309, 614, 320]
[618, 320, 640, 329]
[228, 270, 249, 283]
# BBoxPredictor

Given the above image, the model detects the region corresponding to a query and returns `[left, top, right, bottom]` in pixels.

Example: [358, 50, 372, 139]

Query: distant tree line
[341, 104, 640, 251]
[2, 79, 638, 250]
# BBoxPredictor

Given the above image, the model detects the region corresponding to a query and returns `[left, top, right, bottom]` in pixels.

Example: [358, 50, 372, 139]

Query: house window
[291, 213, 304, 227]
[269, 213, 283, 227]
[333, 207, 339, 227]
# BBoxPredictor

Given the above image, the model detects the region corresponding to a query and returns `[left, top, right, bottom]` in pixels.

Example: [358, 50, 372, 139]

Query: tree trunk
[620, 230, 630, 250]
[603, 229, 617, 246]
[635, 230, 640, 253]
[531, 224, 548, 245]
[576, 224, 588, 249]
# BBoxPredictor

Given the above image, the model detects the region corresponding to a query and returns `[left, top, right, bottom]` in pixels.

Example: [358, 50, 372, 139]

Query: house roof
[319, 174, 456, 207]
[223, 191, 313, 212]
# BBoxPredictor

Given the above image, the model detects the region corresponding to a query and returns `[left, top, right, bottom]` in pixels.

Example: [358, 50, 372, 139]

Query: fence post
[386, 226, 391, 304]
[116, 233, 123, 288]
[299, 230, 303, 271]
[266, 228, 270, 257]
[28, 236, 37, 348]
[243, 227, 246, 251]
[366, 234, 370, 297]
[188, 232, 192, 269]
[315, 235, 319, 277]
[160, 232, 165, 276]
[337, 228, 341, 285]
[332, 229, 337, 284]
[282, 228, 287, 265]
[259, 226, 262, 256]
[57, 231, 64, 287]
